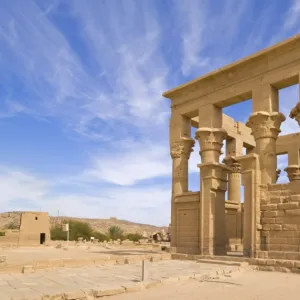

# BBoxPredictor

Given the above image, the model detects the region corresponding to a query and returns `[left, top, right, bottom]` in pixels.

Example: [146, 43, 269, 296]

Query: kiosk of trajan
[163, 35, 300, 270]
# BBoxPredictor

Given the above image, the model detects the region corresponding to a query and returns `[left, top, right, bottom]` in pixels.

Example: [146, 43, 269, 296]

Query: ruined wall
[259, 183, 300, 261]
[0, 230, 19, 246]
[18, 212, 51, 246]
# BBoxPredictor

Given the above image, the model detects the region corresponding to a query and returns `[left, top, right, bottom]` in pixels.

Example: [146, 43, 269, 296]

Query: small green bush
[92, 231, 107, 242]
[0, 232, 5, 236]
[125, 233, 143, 242]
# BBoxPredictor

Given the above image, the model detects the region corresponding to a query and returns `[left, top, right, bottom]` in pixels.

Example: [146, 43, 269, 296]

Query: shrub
[125, 233, 143, 242]
[0, 232, 5, 236]
[92, 231, 107, 242]
[107, 226, 123, 240]
[51, 220, 94, 241]
[5, 222, 19, 230]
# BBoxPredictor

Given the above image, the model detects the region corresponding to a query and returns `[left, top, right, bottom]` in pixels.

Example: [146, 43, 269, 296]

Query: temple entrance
[40, 233, 46, 245]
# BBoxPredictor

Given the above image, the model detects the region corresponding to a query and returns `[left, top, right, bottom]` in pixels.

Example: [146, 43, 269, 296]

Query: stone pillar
[223, 157, 242, 245]
[195, 104, 229, 255]
[246, 111, 285, 184]
[169, 113, 194, 249]
[235, 154, 261, 258]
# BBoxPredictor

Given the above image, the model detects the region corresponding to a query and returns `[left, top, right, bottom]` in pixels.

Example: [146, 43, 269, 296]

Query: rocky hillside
[0, 212, 168, 235]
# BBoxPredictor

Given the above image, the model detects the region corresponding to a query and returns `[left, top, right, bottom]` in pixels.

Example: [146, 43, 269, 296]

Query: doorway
[40, 233, 46, 244]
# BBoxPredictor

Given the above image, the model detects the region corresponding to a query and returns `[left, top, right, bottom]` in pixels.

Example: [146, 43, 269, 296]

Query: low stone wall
[0, 253, 171, 274]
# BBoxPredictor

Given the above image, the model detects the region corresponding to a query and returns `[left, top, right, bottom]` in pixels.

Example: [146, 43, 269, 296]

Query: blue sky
[0, 0, 300, 226]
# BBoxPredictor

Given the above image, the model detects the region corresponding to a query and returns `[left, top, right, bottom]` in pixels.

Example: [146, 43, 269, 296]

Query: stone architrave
[246, 111, 285, 184]
[195, 127, 229, 255]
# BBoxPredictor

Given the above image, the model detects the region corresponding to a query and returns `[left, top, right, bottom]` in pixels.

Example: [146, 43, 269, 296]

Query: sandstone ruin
[0, 212, 50, 246]
[163, 35, 300, 264]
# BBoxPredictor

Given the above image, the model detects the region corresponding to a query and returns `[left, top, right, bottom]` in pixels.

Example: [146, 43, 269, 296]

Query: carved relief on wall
[290, 102, 300, 126]
[246, 111, 286, 140]
[170, 137, 195, 159]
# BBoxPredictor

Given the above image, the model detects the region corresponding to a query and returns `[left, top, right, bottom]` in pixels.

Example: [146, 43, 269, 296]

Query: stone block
[93, 287, 125, 297]
[261, 204, 278, 211]
[274, 267, 291, 273]
[265, 259, 276, 266]
[286, 252, 300, 260]
[264, 211, 284, 217]
[281, 245, 299, 252]
[22, 265, 34, 274]
[64, 290, 86, 299]
[269, 224, 282, 230]
[278, 203, 299, 210]
[283, 260, 295, 268]
[267, 244, 281, 251]
[262, 218, 275, 224]
[268, 251, 286, 259]
[286, 209, 300, 216]
[276, 231, 294, 238]
[275, 217, 285, 224]
[283, 224, 298, 231]
[290, 195, 300, 202]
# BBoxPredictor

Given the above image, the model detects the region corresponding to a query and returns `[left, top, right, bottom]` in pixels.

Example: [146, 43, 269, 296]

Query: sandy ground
[109, 269, 300, 300]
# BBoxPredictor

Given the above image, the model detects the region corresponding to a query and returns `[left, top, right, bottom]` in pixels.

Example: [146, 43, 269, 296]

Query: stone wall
[259, 183, 300, 260]
[0, 230, 19, 246]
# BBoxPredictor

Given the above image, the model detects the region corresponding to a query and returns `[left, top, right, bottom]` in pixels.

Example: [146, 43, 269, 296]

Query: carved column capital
[195, 128, 227, 163]
[284, 165, 300, 182]
[170, 137, 195, 159]
[223, 157, 241, 173]
[246, 111, 286, 140]
[290, 102, 300, 126]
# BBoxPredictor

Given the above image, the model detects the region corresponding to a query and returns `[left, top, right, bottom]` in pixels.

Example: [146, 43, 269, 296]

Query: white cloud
[284, 0, 300, 30]
[0, 165, 170, 226]
[0, 167, 48, 208]
[0, 1, 170, 141]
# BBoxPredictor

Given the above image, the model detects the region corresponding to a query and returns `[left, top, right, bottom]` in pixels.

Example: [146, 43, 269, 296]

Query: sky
[0, 0, 300, 226]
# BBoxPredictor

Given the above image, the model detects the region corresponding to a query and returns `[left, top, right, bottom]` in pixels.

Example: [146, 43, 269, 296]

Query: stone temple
[163, 35, 300, 264]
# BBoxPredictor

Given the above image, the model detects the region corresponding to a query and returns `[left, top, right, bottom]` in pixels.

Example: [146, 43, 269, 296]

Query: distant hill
[0, 212, 168, 235]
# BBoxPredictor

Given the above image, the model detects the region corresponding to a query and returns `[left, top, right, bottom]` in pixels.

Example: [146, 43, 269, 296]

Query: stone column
[249, 84, 285, 185]
[246, 111, 285, 184]
[169, 113, 194, 249]
[195, 121, 229, 255]
[223, 157, 242, 245]
[235, 154, 261, 258]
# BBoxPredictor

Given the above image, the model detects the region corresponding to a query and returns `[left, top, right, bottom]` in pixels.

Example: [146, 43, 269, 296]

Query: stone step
[196, 259, 248, 267]
[201, 254, 248, 263]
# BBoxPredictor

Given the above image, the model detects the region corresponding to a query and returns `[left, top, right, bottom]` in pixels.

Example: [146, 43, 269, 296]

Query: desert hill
[0, 212, 168, 235]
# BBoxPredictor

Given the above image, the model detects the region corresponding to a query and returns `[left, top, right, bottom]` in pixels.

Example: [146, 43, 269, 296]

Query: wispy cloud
[284, 0, 300, 30]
